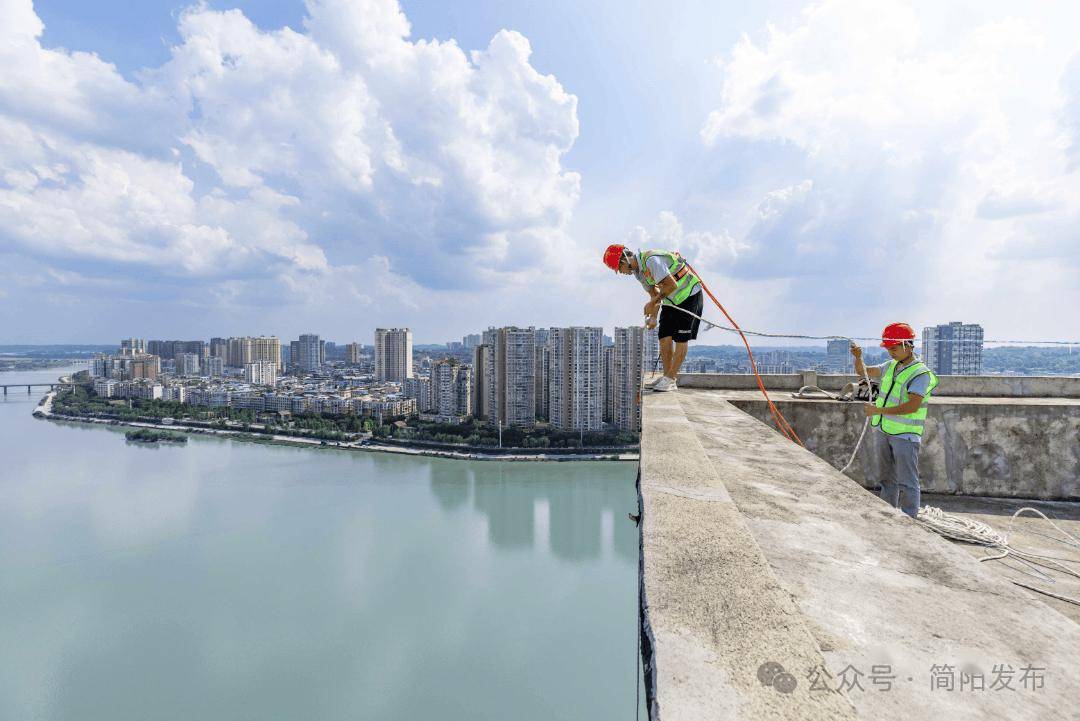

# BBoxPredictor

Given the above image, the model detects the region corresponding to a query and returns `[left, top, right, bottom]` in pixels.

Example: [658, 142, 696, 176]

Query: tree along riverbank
[35, 392, 638, 463]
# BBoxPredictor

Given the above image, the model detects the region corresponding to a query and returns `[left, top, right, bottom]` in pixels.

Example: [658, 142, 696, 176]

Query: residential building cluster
[88, 325, 658, 433]
[446, 325, 657, 433]
[89, 333, 408, 423]
[87, 319, 983, 434]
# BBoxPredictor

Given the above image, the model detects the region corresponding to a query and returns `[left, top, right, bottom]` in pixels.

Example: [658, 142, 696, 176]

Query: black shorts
[658, 289, 703, 342]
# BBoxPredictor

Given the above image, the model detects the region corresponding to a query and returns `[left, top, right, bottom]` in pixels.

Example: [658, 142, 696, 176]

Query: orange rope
[684, 262, 804, 447]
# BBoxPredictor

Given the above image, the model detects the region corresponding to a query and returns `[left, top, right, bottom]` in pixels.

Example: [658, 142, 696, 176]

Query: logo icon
[758, 661, 797, 694]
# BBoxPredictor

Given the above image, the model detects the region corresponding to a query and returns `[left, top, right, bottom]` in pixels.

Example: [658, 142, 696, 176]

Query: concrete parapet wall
[677, 372, 1080, 398]
[726, 397, 1080, 500]
[638, 389, 1080, 720]
[638, 392, 857, 720]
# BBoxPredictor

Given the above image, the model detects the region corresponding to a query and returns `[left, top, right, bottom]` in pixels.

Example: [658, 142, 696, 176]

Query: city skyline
[82, 323, 653, 434]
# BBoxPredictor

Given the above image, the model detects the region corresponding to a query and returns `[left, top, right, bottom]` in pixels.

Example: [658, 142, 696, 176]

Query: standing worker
[850, 323, 939, 518]
[602, 244, 703, 392]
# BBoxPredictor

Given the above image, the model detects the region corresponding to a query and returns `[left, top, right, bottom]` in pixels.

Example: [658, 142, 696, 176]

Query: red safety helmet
[603, 243, 627, 271]
[880, 322, 916, 348]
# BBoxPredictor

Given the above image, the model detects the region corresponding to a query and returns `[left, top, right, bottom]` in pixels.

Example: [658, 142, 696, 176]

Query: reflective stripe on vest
[639, 249, 700, 305]
[872, 358, 939, 436]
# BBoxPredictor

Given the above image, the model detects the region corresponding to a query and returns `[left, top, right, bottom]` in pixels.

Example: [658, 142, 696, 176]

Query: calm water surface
[0, 367, 643, 720]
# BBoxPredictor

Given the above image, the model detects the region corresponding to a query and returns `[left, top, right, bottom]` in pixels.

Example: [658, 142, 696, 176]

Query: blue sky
[2, 0, 1078, 344]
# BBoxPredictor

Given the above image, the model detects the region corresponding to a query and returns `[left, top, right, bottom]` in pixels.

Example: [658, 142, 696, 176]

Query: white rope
[661, 302, 880, 472]
[839, 417, 870, 475]
[792, 385, 846, 400]
[916, 505, 1080, 606]
[656, 300, 1080, 346]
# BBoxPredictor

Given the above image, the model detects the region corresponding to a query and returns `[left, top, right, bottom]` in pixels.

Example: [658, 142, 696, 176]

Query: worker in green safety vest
[850, 322, 939, 518]
[602, 243, 703, 392]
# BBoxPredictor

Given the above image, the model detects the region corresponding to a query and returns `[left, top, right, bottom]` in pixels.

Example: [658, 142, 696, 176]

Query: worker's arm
[850, 344, 880, 379]
[644, 276, 678, 316]
[864, 393, 923, 417]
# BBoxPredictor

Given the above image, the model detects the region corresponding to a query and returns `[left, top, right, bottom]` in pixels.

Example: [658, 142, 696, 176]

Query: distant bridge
[1, 382, 76, 396]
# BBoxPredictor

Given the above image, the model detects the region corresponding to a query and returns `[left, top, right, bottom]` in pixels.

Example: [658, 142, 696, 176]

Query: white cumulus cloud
[623, 210, 746, 270]
[696, 0, 1080, 337]
[0, 0, 580, 335]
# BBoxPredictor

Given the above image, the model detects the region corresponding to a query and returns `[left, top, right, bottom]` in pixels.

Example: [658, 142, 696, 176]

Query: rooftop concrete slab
[638, 388, 1080, 720]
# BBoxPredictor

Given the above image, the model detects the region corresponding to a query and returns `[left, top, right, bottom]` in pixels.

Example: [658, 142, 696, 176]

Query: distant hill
[982, 347, 1080, 376]
[0, 345, 115, 358]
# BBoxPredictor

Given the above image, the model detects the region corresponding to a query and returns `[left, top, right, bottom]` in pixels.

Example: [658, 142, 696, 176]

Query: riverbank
[34, 392, 639, 463]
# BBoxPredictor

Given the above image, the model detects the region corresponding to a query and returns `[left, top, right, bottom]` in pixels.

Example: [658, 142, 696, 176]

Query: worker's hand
[643, 300, 657, 317]
[645, 315, 657, 330]
[850, 344, 862, 359]
[863, 403, 879, 417]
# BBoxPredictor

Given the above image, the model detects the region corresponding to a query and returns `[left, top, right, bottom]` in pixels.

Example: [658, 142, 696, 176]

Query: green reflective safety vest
[638, 249, 700, 305]
[872, 358, 939, 437]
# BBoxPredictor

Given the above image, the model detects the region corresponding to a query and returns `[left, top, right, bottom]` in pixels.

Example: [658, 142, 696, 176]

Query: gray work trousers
[869, 430, 921, 518]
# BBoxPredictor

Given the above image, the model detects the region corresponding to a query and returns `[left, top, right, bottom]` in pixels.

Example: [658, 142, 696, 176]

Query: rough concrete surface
[921, 493, 1080, 625]
[721, 393, 1080, 500]
[640, 388, 1080, 721]
[639, 391, 856, 721]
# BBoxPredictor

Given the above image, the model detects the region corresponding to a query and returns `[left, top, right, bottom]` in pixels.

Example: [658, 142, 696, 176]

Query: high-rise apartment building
[119, 338, 145, 356]
[463, 334, 481, 349]
[534, 329, 551, 421]
[346, 342, 362, 364]
[202, 356, 224, 378]
[292, 334, 322, 373]
[613, 326, 646, 431]
[403, 376, 433, 412]
[148, 340, 206, 363]
[471, 345, 490, 419]
[602, 344, 616, 423]
[922, 322, 984, 376]
[249, 337, 282, 371]
[131, 354, 159, 380]
[374, 328, 413, 382]
[210, 337, 228, 359]
[431, 358, 471, 422]
[94, 353, 159, 381]
[221, 336, 280, 370]
[826, 339, 853, 373]
[643, 327, 660, 375]
[548, 327, 603, 432]
[227, 337, 252, 368]
[245, 360, 277, 386]
[482, 327, 536, 428]
[177, 353, 201, 376]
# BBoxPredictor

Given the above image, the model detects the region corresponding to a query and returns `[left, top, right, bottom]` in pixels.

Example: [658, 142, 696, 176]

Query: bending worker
[602, 244, 702, 392]
[850, 323, 939, 518]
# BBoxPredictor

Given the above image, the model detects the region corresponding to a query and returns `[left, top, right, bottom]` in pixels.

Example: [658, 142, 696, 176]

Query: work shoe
[652, 376, 677, 392]
[644, 375, 664, 388]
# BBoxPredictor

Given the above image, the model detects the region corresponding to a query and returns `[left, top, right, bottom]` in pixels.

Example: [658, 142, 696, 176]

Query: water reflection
[429, 460, 639, 561]
[428, 463, 470, 511]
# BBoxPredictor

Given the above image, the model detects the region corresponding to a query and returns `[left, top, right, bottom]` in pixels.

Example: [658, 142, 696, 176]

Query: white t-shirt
[635, 253, 702, 298]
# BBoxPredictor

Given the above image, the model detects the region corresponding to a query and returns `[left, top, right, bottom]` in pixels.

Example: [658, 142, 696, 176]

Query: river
[0, 367, 644, 720]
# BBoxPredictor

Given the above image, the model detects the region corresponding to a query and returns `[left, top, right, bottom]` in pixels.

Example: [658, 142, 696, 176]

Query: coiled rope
[916, 505, 1080, 606]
